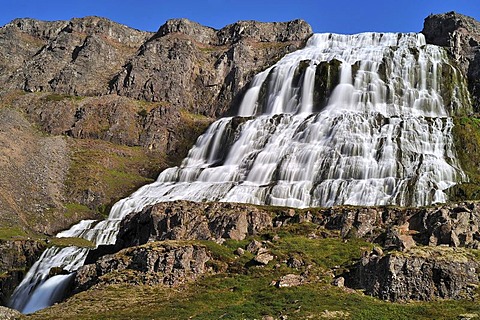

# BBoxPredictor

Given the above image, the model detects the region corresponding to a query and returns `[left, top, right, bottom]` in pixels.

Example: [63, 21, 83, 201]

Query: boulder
[74, 242, 211, 293]
[275, 274, 303, 288]
[345, 247, 480, 301]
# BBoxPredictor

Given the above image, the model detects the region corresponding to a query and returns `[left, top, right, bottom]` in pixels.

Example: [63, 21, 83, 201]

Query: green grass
[47, 237, 95, 249]
[0, 227, 29, 240]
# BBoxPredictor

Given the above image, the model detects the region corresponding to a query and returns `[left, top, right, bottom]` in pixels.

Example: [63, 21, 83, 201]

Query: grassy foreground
[23, 225, 480, 320]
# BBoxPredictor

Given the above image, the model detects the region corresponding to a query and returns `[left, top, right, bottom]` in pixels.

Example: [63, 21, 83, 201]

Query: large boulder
[74, 242, 211, 293]
[345, 247, 479, 301]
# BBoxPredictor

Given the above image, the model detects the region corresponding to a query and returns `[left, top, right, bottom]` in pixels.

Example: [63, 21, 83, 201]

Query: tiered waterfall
[9, 32, 470, 313]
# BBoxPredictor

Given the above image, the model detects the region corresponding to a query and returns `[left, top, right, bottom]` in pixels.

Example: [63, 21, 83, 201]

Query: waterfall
[9, 32, 470, 313]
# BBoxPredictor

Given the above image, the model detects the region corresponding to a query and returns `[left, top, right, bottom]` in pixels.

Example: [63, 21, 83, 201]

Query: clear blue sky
[0, 0, 478, 34]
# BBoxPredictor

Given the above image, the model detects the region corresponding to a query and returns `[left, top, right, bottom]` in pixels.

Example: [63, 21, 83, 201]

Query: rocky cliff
[0, 240, 45, 305]
[422, 12, 480, 110]
[0, 17, 312, 117]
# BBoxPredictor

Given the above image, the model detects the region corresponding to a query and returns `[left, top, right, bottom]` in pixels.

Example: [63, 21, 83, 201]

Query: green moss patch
[48, 237, 95, 249]
[450, 117, 480, 200]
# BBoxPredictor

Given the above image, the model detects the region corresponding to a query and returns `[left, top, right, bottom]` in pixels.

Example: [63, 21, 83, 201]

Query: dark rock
[116, 201, 273, 249]
[345, 247, 480, 301]
[74, 242, 211, 293]
[286, 256, 304, 269]
[0, 240, 45, 305]
[246, 240, 264, 254]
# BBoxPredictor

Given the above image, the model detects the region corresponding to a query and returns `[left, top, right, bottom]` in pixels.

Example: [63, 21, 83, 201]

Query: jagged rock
[383, 227, 415, 252]
[115, 201, 273, 249]
[275, 274, 303, 288]
[110, 19, 312, 117]
[1, 17, 151, 96]
[74, 242, 211, 293]
[0, 306, 21, 320]
[345, 247, 480, 301]
[286, 256, 304, 269]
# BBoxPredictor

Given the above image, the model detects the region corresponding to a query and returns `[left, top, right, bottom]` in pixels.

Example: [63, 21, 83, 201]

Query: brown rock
[276, 274, 303, 288]
[254, 250, 274, 265]
[115, 201, 273, 249]
[74, 242, 211, 293]
[246, 240, 264, 254]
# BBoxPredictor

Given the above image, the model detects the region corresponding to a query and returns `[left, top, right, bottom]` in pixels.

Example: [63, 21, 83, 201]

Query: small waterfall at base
[9, 32, 470, 313]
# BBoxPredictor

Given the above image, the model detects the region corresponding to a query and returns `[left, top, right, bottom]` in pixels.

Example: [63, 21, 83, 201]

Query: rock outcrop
[74, 242, 211, 293]
[346, 247, 479, 301]
[0, 17, 151, 96]
[113, 201, 480, 253]
[0, 240, 45, 305]
[422, 12, 480, 110]
[115, 201, 273, 248]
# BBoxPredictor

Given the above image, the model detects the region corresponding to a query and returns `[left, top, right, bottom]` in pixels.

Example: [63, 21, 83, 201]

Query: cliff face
[422, 12, 480, 110]
[110, 19, 312, 117]
[0, 17, 312, 117]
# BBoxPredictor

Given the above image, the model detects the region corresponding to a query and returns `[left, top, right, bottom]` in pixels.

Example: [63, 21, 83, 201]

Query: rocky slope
[0, 17, 312, 236]
[0, 17, 312, 117]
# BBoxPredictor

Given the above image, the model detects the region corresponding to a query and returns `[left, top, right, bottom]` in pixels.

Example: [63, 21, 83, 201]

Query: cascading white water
[9, 32, 470, 313]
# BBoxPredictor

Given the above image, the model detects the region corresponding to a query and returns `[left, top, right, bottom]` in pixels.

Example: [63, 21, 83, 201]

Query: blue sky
[0, 0, 478, 34]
